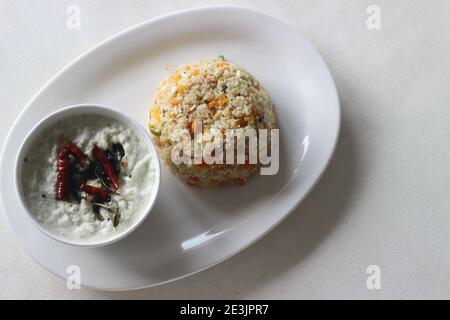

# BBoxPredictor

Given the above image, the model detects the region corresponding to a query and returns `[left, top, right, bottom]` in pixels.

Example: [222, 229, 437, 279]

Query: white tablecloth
[1, 0, 449, 299]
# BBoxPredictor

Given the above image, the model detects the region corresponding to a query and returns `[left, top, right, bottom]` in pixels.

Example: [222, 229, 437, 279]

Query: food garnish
[80, 184, 111, 203]
[93, 201, 120, 228]
[92, 204, 105, 221]
[94, 159, 113, 190]
[55, 149, 69, 200]
[111, 143, 125, 161]
[149, 125, 161, 136]
[65, 140, 87, 163]
[92, 145, 120, 191]
[54, 140, 125, 226]
[67, 166, 83, 201]
[105, 149, 121, 175]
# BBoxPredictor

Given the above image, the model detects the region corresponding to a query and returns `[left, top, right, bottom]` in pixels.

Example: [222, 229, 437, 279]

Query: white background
[1, 0, 449, 299]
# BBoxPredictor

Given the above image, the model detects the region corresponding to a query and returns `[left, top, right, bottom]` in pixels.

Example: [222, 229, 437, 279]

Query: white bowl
[14, 104, 161, 248]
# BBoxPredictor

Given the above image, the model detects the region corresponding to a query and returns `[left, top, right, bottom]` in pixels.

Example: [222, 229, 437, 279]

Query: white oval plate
[0, 6, 339, 290]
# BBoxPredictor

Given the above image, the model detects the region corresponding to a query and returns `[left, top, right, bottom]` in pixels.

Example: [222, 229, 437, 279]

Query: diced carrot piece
[171, 73, 182, 82]
[244, 115, 254, 123]
[218, 94, 228, 107]
[177, 86, 185, 94]
[208, 100, 219, 109]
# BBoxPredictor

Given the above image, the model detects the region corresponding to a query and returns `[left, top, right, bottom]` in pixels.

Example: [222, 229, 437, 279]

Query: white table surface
[1, 0, 449, 300]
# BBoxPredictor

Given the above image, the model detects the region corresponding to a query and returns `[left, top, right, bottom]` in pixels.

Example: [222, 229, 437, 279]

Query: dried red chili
[65, 141, 87, 162]
[55, 149, 69, 200]
[80, 184, 111, 203]
[92, 145, 119, 191]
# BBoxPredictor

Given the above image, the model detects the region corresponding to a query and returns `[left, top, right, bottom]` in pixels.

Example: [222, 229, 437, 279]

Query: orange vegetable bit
[218, 94, 228, 107]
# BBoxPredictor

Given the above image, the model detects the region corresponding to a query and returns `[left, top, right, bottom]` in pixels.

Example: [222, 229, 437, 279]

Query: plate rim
[0, 4, 341, 291]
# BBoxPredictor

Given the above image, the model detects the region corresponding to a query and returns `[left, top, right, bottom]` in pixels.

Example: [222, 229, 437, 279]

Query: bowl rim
[13, 103, 161, 248]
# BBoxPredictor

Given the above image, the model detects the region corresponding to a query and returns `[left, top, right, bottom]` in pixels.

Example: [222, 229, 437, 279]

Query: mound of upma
[149, 58, 277, 187]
